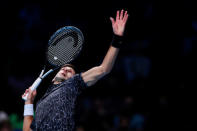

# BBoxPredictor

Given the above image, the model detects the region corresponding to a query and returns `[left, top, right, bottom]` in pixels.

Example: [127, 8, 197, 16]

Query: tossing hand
[110, 9, 129, 36]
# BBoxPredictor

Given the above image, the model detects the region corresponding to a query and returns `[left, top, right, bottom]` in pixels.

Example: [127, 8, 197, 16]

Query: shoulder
[63, 73, 88, 88]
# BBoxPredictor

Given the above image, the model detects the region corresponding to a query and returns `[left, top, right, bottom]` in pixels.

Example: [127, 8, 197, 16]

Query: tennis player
[22, 9, 129, 131]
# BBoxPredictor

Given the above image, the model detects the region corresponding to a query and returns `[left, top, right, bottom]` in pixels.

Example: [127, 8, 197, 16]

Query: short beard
[54, 77, 65, 83]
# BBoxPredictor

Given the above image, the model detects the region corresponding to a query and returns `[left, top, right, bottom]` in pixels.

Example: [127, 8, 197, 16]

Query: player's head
[52, 64, 76, 83]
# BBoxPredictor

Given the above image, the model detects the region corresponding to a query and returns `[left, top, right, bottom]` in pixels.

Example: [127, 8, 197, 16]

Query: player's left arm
[82, 9, 128, 87]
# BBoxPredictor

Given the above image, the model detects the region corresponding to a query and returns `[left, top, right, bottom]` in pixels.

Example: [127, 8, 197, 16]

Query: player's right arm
[22, 88, 37, 131]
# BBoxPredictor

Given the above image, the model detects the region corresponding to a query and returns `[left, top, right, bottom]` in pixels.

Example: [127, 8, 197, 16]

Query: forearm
[23, 100, 34, 131]
[23, 116, 33, 131]
[100, 45, 119, 74]
[82, 46, 119, 87]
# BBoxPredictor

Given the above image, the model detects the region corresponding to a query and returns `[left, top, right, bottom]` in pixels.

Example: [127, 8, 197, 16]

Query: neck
[53, 77, 65, 84]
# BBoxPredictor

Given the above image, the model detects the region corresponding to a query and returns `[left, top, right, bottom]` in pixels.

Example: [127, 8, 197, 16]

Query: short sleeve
[78, 73, 88, 89]
[61, 73, 87, 94]
[72, 73, 87, 90]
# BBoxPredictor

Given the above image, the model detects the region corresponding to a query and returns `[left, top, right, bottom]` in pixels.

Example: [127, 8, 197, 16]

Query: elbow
[99, 65, 111, 75]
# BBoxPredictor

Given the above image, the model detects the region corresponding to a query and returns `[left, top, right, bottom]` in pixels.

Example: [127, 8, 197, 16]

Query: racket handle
[31, 77, 42, 90]
[22, 77, 42, 101]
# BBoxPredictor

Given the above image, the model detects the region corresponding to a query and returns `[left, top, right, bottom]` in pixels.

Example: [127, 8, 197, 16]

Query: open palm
[110, 10, 129, 36]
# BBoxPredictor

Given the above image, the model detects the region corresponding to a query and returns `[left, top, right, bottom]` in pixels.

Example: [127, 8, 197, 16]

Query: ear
[73, 69, 76, 75]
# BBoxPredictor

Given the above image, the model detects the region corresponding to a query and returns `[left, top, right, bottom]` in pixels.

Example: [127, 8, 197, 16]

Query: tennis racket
[22, 26, 84, 101]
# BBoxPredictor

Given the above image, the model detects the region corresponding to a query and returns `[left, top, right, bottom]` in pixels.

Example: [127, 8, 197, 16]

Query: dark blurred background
[0, 0, 193, 131]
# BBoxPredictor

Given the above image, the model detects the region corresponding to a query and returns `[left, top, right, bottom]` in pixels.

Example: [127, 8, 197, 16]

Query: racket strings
[47, 26, 84, 66]
[48, 37, 82, 62]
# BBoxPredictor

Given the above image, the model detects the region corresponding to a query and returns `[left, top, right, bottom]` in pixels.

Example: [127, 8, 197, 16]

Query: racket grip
[22, 77, 42, 101]
[31, 77, 42, 90]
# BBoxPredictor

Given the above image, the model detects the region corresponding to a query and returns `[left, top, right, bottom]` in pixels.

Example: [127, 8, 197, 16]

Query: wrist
[111, 34, 124, 48]
[25, 100, 33, 105]
[24, 104, 34, 116]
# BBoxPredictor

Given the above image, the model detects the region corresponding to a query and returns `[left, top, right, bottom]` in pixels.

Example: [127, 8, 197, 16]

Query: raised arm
[22, 88, 37, 131]
[82, 9, 128, 86]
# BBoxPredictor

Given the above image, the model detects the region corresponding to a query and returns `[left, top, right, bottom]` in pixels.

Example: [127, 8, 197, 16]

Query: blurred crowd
[75, 95, 145, 131]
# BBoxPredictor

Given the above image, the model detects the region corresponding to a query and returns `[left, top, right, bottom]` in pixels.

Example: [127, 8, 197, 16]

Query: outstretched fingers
[110, 17, 115, 25]
[116, 10, 120, 21]
[116, 10, 129, 21]
[120, 10, 124, 20]
[110, 9, 129, 36]
[123, 11, 129, 23]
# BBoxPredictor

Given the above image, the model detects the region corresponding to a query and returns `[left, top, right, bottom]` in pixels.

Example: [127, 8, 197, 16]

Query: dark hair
[61, 64, 78, 73]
